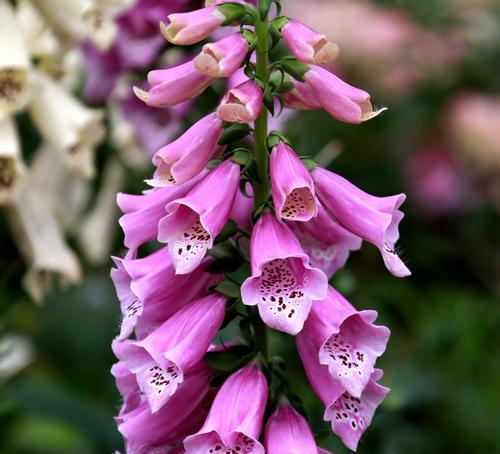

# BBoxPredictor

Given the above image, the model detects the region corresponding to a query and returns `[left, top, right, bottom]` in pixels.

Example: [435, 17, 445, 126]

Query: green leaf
[207, 158, 222, 169]
[215, 279, 241, 298]
[218, 3, 247, 26]
[272, 16, 289, 31]
[215, 220, 238, 244]
[258, 0, 271, 20]
[242, 29, 257, 46]
[300, 158, 319, 171]
[280, 58, 310, 82]
[218, 123, 251, 145]
[263, 88, 275, 116]
[232, 149, 253, 166]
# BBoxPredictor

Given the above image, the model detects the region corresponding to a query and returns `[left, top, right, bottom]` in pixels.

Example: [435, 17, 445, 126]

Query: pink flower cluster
[111, 2, 410, 453]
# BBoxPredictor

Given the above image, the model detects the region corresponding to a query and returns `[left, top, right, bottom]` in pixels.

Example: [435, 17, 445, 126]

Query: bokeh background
[0, 0, 499, 453]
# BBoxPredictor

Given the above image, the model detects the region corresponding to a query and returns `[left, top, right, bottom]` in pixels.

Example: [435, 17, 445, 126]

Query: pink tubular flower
[117, 364, 215, 453]
[281, 80, 322, 111]
[297, 286, 390, 398]
[282, 19, 339, 65]
[112, 294, 226, 413]
[217, 80, 264, 123]
[304, 65, 386, 123]
[312, 167, 410, 277]
[111, 247, 219, 340]
[241, 213, 328, 335]
[194, 33, 249, 77]
[117, 172, 206, 252]
[265, 399, 334, 454]
[158, 160, 240, 274]
[161, 5, 227, 45]
[134, 61, 214, 108]
[270, 141, 318, 222]
[146, 113, 225, 187]
[289, 201, 362, 277]
[230, 183, 254, 232]
[297, 329, 389, 451]
[184, 364, 268, 454]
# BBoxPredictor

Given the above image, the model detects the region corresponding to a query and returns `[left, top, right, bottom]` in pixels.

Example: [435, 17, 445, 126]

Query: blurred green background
[1, 0, 499, 453]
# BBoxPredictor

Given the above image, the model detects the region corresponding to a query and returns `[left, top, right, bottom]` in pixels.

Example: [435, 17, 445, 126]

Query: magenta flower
[304, 65, 386, 123]
[116, 363, 214, 453]
[270, 141, 318, 222]
[117, 173, 205, 252]
[113, 293, 226, 412]
[161, 5, 227, 45]
[158, 160, 240, 274]
[184, 364, 268, 454]
[194, 33, 249, 77]
[111, 247, 219, 340]
[282, 19, 338, 65]
[327, 370, 389, 452]
[217, 80, 264, 123]
[281, 80, 322, 111]
[289, 201, 362, 277]
[230, 183, 254, 231]
[297, 286, 390, 398]
[312, 167, 411, 277]
[147, 113, 225, 187]
[297, 327, 389, 451]
[265, 399, 334, 454]
[134, 61, 214, 108]
[241, 213, 327, 335]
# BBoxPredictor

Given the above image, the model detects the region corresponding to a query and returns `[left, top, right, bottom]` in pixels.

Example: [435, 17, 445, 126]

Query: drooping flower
[158, 159, 240, 274]
[281, 80, 322, 111]
[297, 328, 389, 452]
[0, 118, 25, 205]
[117, 172, 206, 253]
[147, 113, 225, 187]
[304, 65, 386, 124]
[297, 286, 390, 398]
[134, 61, 214, 108]
[112, 293, 226, 412]
[265, 398, 335, 454]
[116, 362, 215, 453]
[312, 167, 411, 277]
[289, 201, 362, 277]
[241, 212, 327, 335]
[111, 246, 219, 340]
[184, 364, 268, 454]
[161, 5, 227, 46]
[270, 141, 318, 222]
[194, 32, 249, 77]
[0, 0, 31, 120]
[282, 19, 338, 65]
[217, 79, 264, 123]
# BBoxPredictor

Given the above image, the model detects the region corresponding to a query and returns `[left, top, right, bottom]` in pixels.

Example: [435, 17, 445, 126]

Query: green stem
[253, 4, 270, 208]
[253, 1, 270, 360]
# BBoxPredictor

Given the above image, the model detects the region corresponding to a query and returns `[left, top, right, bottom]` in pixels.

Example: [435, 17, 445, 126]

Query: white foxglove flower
[0, 118, 25, 205]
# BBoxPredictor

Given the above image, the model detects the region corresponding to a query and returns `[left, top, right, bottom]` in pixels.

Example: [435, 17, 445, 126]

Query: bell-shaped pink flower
[270, 141, 318, 222]
[241, 213, 328, 335]
[230, 183, 254, 232]
[134, 61, 214, 108]
[111, 246, 219, 340]
[282, 19, 339, 65]
[312, 167, 411, 277]
[217, 80, 264, 123]
[184, 364, 268, 454]
[304, 65, 386, 123]
[327, 370, 389, 451]
[146, 113, 225, 187]
[117, 363, 214, 453]
[117, 173, 206, 252]
[194, 33, 249, 77]
[282, 80, 322, 111]
[289, 201, 362, 277]
[113, 293, 226, 413]
[297, 286, 390, 398]
[158, 160, 240, 274]
[297, 329, 389, 451]
[161, 5, 226, 45]
[265, 399, 332, 454]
